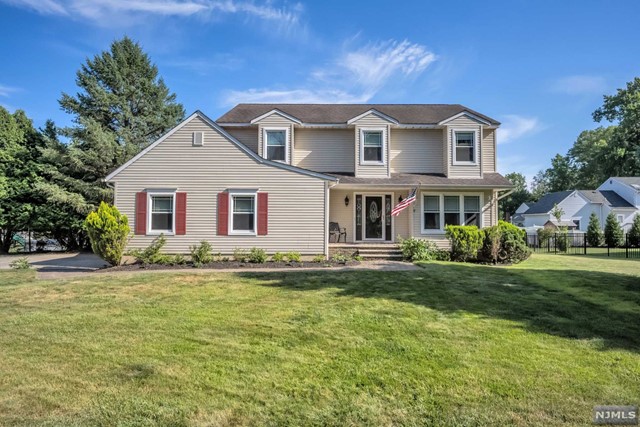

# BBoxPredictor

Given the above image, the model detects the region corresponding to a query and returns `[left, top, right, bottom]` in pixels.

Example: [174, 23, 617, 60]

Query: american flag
[391, 188, 417, 217]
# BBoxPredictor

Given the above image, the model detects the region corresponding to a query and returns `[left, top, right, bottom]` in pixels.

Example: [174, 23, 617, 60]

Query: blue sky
[1, 0, 639, 184]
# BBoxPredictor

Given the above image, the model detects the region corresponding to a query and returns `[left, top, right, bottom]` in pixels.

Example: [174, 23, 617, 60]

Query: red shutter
[135, 192, 147, 235]
[217, 192, 229, 236]
[175, 192, 187, 235]
[257, 192, 268, 235]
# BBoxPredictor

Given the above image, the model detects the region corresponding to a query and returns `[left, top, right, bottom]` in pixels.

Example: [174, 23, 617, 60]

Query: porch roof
[328, 172, 513, 189]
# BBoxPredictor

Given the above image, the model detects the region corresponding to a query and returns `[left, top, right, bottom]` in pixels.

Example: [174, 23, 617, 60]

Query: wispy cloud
[551, 75, 607, 95]
[0, 84, 20, 97]
[223, 39, 437, 105]
[0, 0, 302, 27]
[499, 114, 539, 144]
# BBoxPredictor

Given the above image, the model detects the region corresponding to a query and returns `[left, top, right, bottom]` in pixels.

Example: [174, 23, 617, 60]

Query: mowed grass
[0, 255, 639, 426]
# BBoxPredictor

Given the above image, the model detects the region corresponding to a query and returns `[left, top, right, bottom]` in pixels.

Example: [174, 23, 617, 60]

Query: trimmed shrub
[190, 241, 213, 265]
[496, 221, 531, 264]
[604, 212, 624, 247]
[445, 225, 483, 262]
[9, 257, 31, 270]
[286, 251, 302, 263]
[479, 225, 502, 263]
[586, 212, 604, 247]
[248, 247, 267, 263]
[84, 202, 130, 266]
[398, 237, 450, 262]
[272, 252, 285, 263]
[129, 235, 167, 265]
[628, 214, 640, 247]
[233, 248, 249, 263]
[480, 221, 531, 264]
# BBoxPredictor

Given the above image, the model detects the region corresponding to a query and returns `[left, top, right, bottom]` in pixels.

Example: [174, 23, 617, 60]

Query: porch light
[344, 195, 350, 206]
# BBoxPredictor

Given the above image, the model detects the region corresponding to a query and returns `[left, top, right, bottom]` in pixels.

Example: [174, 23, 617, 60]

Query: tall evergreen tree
[586, 212, 604, 247]
[36, 37, 184, 247]
[628, 214, 640, 247]
[604, 212, 624, 247]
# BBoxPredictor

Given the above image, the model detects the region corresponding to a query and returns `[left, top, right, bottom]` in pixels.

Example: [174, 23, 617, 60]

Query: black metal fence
[526, 233, 640, 259]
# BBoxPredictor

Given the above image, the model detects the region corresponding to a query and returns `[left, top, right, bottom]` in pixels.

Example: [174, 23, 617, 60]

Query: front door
[364, 196, 384, 240]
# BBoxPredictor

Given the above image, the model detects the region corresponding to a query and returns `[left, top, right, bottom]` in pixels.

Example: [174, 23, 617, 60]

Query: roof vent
[193, 131, 204, 146]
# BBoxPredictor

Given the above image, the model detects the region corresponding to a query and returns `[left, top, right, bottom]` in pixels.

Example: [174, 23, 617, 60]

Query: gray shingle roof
[329, 172, 512, 188]
[524, 191, 574, 214]
[599, 190, 635, 208]
[217, 104, 500, 126]
[612, 177, 640, 190]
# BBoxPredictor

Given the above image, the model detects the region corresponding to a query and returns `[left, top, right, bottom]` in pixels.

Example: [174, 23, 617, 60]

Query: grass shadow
[237, 263, 640, 352]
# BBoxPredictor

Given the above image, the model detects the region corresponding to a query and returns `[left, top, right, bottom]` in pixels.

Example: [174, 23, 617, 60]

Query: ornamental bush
[479, 221, 530, 264]
[248, 247, 267, 263]
[398, 237, 450, 262]
[190, 240, 213, 265]
[586, 212, 604, 247]
[604, 212, 624, 247]
[84, 202, 130, 266]
[445, 225, 483, 262]
[129, 234, 168, 264]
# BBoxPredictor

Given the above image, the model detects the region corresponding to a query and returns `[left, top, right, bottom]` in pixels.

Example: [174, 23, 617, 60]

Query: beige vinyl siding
[255, 113, 295, 164]
[111, 116, 326, 255]
[225, 127, 259, 154]
[482, 128, 496, 173]
[328, 189, 354, 243]
[390, 129, 443, 174]
[482, 190, 495, 226]
[446, 116, 483, 178]
[328, 189, 412, 243]
[294, 129, 355, 173]
[353, 114, 391, 178]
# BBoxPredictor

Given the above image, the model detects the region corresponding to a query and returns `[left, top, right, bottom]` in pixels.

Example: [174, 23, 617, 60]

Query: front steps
[329, 243, 403, 260]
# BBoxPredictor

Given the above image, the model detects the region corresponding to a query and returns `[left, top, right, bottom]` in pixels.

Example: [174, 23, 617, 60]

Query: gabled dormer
[440, 111, 493, 179]
[348, 109, 398, 178]
[250, 109, 301, 165]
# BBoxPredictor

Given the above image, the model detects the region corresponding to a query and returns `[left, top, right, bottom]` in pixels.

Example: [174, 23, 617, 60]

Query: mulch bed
[101, 260, 361, 272]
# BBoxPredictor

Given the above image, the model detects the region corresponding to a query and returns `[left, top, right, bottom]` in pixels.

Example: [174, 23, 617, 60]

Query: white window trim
[420, 192, 484, 234]
[147, 191, 176, 235]
[616, 214, 625, 223]
[452, 129, 479, 166]
[262, 127, 289, 164]
[229, 190, 258, 236]
[359, 127, 387, 166]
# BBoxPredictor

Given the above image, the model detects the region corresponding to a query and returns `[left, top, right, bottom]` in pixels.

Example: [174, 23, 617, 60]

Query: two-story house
[105, 104, 513, 256]
[522, 177, 640, 232]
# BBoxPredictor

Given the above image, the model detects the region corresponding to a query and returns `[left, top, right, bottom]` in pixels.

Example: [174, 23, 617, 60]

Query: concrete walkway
[0, 252, 419, 280]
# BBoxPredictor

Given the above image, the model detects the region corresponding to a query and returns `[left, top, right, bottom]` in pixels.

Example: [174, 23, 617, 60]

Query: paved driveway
[0, 252, 107, 276]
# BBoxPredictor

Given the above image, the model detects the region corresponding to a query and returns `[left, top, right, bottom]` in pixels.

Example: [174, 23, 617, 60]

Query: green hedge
[480, 221, 531, 264]
[445, 225, 483, 262]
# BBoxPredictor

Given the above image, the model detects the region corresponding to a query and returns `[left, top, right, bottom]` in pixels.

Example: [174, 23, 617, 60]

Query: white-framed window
[617, 214, 624, 223]
[360, 128, 386, 165]
[263, 128, 288, 162]
[230, 191, 257, 235]
[148, 192, 175, 234]
[421, 193, 484, 233]
[453, 130, 477, 165]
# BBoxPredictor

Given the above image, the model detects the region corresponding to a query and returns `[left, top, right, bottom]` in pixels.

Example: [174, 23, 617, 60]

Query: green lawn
[0, 255, 639, 426]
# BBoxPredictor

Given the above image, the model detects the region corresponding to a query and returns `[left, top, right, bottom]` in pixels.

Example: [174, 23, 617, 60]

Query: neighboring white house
[521, 177, 640, 232]
[510, 202, 530, 227]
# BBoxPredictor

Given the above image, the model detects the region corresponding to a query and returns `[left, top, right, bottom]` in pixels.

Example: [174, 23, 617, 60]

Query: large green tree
[499, 172, 531, 219]
[37, 36, 184, 247]
[593, 77, 640, 176]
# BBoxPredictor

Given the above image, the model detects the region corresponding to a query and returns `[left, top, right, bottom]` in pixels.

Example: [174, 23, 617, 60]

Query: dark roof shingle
[524, 191, 574, 214]
[329, 172, 512, 188]
[217, 104, 500, 126]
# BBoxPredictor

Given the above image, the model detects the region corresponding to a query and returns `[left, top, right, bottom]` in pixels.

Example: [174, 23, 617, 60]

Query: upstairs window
[454, 131, 476, 164]
[264, 129, 287, 162]
[361, 130, 384, 164]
